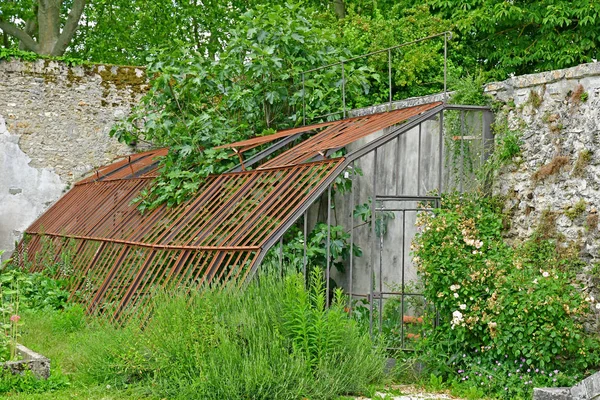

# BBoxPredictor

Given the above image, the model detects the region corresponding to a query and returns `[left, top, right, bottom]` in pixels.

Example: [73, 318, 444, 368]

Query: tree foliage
[3, 0, 599, 77]
[4, 0, 600, 211]
[336, 4, 456, 101]
[428, 0, 600, 78]
[111, 3, 375, 211]
[69, 0, 266, 65]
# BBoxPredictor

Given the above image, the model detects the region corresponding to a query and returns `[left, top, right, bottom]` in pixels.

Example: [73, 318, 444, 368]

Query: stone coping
[534, 371, 600, 400]
[485, 62, 600, 93]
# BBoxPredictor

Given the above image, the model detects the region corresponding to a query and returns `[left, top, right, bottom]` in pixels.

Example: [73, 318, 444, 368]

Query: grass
[4, 305, 149, 399]
[572, 149, 592, 177]
[569, 84, 588, 104]
[2, 271, 386, 399]
[4, 385, 148, 399]
[527, 90, 543, 108]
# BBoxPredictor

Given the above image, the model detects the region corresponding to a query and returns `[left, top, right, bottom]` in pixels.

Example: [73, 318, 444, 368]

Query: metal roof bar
[227, 131, 304, 172]
[249, 103, 446, 276]
[25, 231, 261, 251]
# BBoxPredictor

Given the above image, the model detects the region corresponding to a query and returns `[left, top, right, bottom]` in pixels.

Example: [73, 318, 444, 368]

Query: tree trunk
[19, 15, 39, 51]
[37, 0, 61, 54]
[0, 0, 86, 56]
[333, 0, 346, 19]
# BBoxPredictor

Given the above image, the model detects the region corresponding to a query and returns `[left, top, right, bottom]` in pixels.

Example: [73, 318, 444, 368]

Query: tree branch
[52, 0, 86, 56]
[0, 20, 39, 52]
[19, 16, 38, 50]
[332, 0, 346, 19]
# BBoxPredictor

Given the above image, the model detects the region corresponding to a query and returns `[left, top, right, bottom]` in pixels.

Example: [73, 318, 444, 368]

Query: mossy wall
[0, 58, 148, 259]
[0, 58, 147, 183]
[485, 62, 600, 300]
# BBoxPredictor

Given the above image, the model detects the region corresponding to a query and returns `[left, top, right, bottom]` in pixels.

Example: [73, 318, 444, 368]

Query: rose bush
[412, 193, 600, 398]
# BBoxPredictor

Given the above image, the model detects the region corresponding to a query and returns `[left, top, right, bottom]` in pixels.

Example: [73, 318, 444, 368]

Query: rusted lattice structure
[18, 101, 493, 345]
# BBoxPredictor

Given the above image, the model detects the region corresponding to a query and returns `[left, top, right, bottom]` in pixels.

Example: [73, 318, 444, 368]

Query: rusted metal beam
[19, 101, 466, 321]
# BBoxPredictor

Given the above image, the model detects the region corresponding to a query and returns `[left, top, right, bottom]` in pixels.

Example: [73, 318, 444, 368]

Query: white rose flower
[451, 310, 464, 328]
[460, 304, 467, 310]
[542, 271, 550, 278]
[454, 293, 459, 298]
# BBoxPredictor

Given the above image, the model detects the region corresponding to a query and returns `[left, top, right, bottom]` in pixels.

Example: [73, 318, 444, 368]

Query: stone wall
[485, 62, 600, 293]
[0, 58, 147, 259]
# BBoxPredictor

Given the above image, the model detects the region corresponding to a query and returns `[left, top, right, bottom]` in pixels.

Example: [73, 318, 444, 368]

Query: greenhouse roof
[19, 101, 443, 320]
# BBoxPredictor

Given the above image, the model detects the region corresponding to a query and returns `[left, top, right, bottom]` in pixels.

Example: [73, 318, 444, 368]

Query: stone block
[534, 371, 600, 400]
[1, 344, 50, 379]
[533, 387, 571, 400]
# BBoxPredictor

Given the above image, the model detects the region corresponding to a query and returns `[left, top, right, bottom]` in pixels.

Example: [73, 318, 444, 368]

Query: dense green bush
[0, 251, 70, 362]
[79, 270, 385, 399]
[412, 193, 600, 399]
[0, 267, 70, 312]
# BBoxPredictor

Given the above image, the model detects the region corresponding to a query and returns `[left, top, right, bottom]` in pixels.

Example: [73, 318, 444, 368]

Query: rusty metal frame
[18, 102, 491, 324]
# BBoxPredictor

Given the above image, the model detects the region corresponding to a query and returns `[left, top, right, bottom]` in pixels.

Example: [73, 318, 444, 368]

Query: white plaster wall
[0, 115, 65, 260]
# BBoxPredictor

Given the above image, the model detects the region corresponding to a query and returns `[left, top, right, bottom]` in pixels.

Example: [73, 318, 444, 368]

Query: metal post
[417, 123, 422, 196]
[388, 49, 393, 111]
[341, 61, 346, 119]
[395, 136, 401, 196]
[302, 73, 306, 126]
[460, 110, 465, 193]
[400, 210, 406, 349]
[303, 210, 308, 284]
[480, 111, 486, 167]
[326, 185, 332, 307]
[444, 32, 448, 102]
[369, 149, 378, 336]
[279, 237, 283, 277]
[378, 206, 383, 334]
[438, 111, 444, 193]
[348, 162, 355, 312]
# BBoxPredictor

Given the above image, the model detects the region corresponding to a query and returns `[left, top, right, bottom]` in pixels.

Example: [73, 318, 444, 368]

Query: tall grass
[79, 269, 385, 399]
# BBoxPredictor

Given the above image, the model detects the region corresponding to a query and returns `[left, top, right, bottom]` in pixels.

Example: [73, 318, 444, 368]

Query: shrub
[412, 193, 600, 399]
[80, 270, 385, 399]
[0, 369, 69, 394]
[0, 253, 70, 312]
